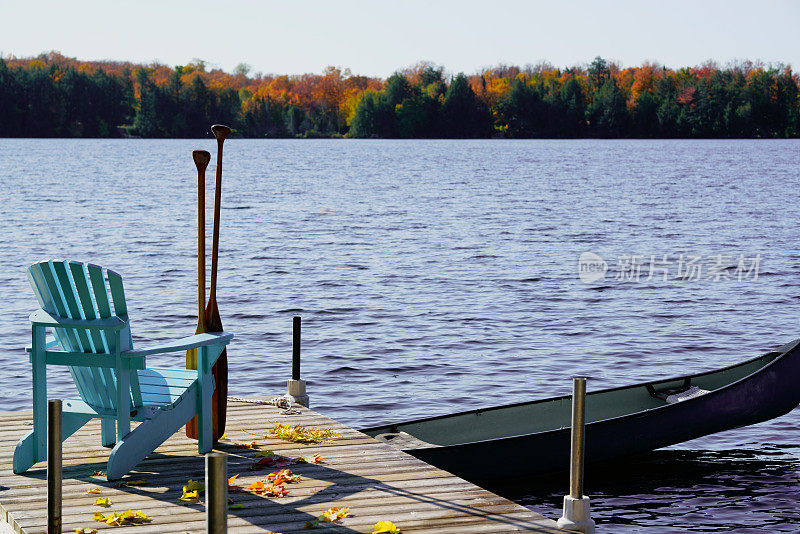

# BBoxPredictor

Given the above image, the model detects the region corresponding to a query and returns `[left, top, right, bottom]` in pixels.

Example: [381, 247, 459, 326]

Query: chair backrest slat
[107, 270, 132, 352]
[59, 261, 116, 408]
[32, 262, 81, 352]
[28, 260, 144, 410]
[66, 261, 119, 409]
[68, 262, 105, 353]
[51, 262, 93, 353]
[87, 264, 112, 353]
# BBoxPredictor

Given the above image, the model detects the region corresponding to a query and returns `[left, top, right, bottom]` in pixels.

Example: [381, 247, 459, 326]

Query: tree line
[1, 52, 798, 138]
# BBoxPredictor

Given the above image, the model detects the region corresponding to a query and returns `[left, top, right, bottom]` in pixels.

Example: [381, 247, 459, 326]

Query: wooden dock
[0, 397, 560, 533]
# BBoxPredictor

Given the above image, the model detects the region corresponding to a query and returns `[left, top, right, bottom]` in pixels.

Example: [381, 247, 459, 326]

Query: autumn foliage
[1, 52, 798, 138]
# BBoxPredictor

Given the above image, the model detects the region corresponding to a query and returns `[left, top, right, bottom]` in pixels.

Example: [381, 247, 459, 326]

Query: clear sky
[1, 0, 798, 77]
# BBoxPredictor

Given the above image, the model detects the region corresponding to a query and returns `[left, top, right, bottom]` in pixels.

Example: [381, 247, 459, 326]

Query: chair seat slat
[139, 368, 196, 384]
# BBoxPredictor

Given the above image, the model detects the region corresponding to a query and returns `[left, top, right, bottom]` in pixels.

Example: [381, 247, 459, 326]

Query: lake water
[1, 138, 799, 531]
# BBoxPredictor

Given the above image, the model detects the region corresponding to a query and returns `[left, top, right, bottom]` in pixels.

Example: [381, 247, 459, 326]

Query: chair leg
[30, 325, 47, 470]
[115, 358, 131, 442]
[106, 390, 197, 481]
[13, 430, 40, 474]
[13, 412, 92, 474]
[16, 328, 50, 474]
[101, 419, 116, 447]
[197, 346, 214, 454]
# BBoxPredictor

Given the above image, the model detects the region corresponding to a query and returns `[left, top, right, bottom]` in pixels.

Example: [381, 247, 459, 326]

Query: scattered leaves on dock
[373, 520, 400, 533]
[269, 422, 341, 444]
[84, 488, 102, 495]
[320, 506, 351, 522]
[267, 469, 302, 484]
[92, 510, 152, 526]
[232, 441, 259, 449]
[247, 467, 302, 497]
[180, 479, 205, 502]
[115, 478, 148, 487]
[304, 507, 351, 528]
[249, 454, 293, 470]
[248, 479, 290, 498]
[74, 528, 98, 534]
[93, 497, 112, 508]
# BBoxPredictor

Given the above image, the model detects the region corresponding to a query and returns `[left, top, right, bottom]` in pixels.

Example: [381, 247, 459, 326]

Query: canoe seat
[647, 378, 709, 404]
[664, 386, 709, 403]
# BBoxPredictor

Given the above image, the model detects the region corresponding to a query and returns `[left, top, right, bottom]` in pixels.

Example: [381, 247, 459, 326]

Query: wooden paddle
[205, 124, 231, 439]
[185, 150, 210, 439]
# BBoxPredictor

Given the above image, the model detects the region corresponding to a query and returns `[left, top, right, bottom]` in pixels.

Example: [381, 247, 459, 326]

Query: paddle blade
[211, 124, 231, 142]
[212, 351, 228, 437]
[201, 299, 226, 438]
[205, 301, 223, 332]
[192, 149, 211, 169]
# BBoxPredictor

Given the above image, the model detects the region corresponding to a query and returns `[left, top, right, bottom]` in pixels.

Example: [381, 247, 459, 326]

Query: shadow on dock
[1, 399, 560, 532]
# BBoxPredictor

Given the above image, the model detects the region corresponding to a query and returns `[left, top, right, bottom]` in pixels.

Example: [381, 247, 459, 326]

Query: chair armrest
[25, 336, 59, 353]
[26, 350, 146, 370]
[121, 331, 233, 358]
[30, 309, 126, 331]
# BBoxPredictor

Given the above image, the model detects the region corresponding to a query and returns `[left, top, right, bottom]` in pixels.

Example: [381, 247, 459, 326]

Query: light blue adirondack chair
[13, 260, 233, 480]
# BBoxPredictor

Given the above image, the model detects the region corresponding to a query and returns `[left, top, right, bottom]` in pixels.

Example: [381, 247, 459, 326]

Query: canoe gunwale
[361, 339, 800, 447]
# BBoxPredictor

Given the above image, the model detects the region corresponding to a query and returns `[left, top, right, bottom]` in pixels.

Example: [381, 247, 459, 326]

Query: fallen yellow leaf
[74, 528, 98, 534]
[373, 520, 400, 533]
[268, 469, 302, 484]
[93, 510, 152, 526]
[94, 497, 112, 508]
[319, 506, 351, 523]
[180, 490, 200, 502]
[184, 479, 205, 491]
[248, 480, 265, 493]
[269, 422, 341, 444]
[248, 478, 290, 497]
[296, 453, 322, 464]
[85, 488, 101, 495]
[181, 479, 205, 502]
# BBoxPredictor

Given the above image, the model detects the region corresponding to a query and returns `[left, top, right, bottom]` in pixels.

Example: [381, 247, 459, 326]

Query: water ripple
[2, 138, 800, 530]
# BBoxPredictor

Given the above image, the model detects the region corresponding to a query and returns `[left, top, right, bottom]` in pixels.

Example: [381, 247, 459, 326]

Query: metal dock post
[287, 316, 309, 407]
[47, 400, 62, 534]
[557, 377, 595, 533]
[206, 452, 227, 533]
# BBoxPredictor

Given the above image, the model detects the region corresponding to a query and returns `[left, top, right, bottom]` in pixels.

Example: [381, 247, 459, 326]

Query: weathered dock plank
[0, 398, 559, 533]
